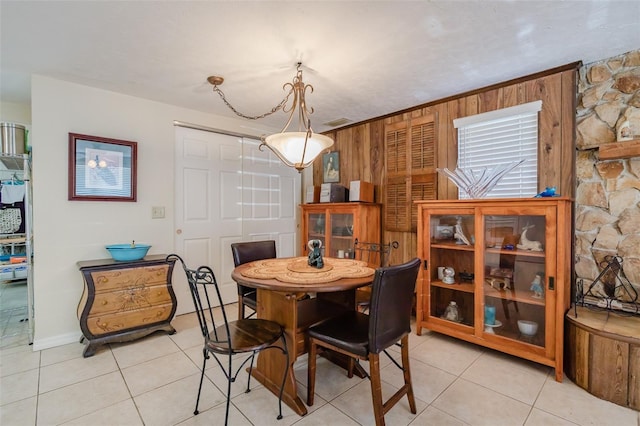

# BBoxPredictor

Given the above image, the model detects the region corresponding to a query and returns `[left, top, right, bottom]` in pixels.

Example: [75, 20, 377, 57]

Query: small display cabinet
[300, 202, 381, 267]
[415, 198, 572, 381]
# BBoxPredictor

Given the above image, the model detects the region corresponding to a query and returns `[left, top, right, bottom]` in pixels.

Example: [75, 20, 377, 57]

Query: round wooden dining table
[231, 256, 375, 416]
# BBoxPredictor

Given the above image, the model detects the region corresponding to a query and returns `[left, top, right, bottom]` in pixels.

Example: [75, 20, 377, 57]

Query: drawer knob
[101, 300, 108, 305]
[101, 322, 107, 327]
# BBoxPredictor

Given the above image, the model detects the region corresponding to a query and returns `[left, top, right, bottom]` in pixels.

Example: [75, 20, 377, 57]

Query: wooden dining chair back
[231, 240, 277, 319]
[166, 254, 288, 425]
[306, 257, 421, 426]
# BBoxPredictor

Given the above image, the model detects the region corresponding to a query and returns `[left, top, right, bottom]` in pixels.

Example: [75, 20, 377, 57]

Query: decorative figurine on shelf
[534, 186, 559, 198]
[454, 216, 471, 245]
[530, 273, 544, 298]
[307, 239, 324, 269]
[442, 267, 456, 284]
[517, 224, 543, 251]
[442, 301, 461, 322]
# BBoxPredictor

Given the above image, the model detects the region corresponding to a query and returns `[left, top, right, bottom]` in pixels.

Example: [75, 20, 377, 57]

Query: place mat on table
[241, 257, 374, 284]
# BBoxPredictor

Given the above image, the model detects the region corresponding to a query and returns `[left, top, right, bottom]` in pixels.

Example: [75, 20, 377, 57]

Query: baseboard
[32, 331, 82, 351]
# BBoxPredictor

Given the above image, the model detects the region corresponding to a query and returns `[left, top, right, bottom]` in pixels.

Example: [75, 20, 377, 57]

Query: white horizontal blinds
[454, 101, 542, 199]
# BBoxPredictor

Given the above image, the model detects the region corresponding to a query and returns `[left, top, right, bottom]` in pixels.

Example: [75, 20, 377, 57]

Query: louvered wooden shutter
[385, 114, 437, 232]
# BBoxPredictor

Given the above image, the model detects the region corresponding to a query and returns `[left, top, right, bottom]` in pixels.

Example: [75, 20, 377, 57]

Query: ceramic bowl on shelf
[517, 320, 538, 336]
[105, 243, 151, 261]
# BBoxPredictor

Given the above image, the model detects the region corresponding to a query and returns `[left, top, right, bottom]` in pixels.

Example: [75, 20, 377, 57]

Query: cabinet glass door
[483, 214, 546, 347]
[329, 213, 354, 258]
[307, 213, 326, 252]
[429, 213, 475, 328]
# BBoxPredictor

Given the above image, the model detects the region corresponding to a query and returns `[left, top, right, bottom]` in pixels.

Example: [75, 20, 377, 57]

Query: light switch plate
[152, 206, 165, 219]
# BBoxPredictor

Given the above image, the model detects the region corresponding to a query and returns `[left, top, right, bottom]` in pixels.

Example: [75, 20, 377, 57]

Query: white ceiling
[1, 1, 639, 133]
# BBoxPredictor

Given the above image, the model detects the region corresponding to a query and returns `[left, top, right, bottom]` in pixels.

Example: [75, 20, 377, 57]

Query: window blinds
[453, 101, 541, 199]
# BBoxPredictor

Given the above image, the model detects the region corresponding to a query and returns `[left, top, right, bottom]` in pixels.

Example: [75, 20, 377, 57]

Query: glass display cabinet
[300, 202, 381, 267]
[415, 198, 572, 381]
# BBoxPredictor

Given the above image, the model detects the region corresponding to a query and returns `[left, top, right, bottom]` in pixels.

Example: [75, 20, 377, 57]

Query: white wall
[30, 75, 283, 350]
[0, 101, 31, 125]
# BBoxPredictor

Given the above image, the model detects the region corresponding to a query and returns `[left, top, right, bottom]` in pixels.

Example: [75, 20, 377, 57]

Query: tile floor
[1, 306, 639, 426]
[0, 279, 31, 348]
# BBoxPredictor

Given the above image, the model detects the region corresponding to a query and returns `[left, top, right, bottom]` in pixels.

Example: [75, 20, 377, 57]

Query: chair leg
[238, 295, 245, 320]
[307, 339, 318, 406]
[224, 352, 233, 425]
[368, 353, 386, 426]
[277, 334, 289, 420]
[400, 335, 416, 414]
[194, 348, 209, 415]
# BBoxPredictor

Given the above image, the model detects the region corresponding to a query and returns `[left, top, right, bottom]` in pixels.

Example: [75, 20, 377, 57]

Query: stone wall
[575, 49, 640, 306]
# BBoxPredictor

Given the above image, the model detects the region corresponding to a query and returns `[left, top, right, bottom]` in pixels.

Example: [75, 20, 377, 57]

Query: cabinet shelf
[416, 198, 572, 382]
[485, 247, 545, 258]
[431, 242, 475, 251]
[483, 284, 545, 306]
[431, 280, 475, 293]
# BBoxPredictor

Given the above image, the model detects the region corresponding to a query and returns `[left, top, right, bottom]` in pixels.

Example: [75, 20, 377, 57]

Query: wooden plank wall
[313, 64, 579, 264]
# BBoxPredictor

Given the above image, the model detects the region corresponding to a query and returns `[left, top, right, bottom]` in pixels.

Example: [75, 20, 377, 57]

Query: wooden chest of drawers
[77, 255, 177, 357]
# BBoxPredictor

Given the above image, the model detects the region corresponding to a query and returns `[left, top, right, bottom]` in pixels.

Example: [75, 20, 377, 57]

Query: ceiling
[1, 1, 639, 133]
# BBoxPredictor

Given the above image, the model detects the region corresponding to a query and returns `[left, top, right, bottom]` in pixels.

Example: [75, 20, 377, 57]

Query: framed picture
[68, 133, 137, 201]
[323, 151, 340, 183]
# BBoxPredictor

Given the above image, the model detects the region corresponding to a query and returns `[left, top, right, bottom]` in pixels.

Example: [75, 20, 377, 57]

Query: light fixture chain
[212, 85, 293, 121]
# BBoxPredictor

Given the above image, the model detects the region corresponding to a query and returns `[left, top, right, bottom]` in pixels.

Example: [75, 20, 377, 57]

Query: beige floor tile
[39, 349, 118, 393]
[37, 371, 130, 425]
[175, 399, 252, 426]
[40, 342, 84, 367]
[524, 408, 579, 425]
[432, 378, 532, 425]
[304, 356, 364, 402]
[410, 334, 484, 376]
[230, 386, 299, 426]
[412, 405, 469, 425]
[62, 399, 143, 425]
[292, 403, 360, 425]
[382, 357, 456, 404]
[170, 312, 200, 332]
[121, 351, 200, 396]
[135, 373, 225, 426]
[0, 347, 40, 377]
[0, 395, 37, 426]
[0, 367, 38, 405]
[331, 378, 427, 426]
[169, 325, 203, 350]
[203, 353, 264, 399]
[461, 350, 550, 404]
[111, 333, 180, 369]
[535, 376, 638, 426]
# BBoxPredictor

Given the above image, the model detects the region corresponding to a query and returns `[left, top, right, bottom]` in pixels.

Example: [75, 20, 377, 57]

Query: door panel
[175, 128, 242, 314]
[175, 128, 300, 315]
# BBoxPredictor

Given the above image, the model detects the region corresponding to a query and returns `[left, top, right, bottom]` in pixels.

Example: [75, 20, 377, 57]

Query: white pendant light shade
[264, 132, 334, 171]
[209, 63, 334, 172]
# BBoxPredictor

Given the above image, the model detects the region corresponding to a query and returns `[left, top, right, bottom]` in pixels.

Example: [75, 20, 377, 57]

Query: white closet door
[174, 127, 300, 315]
[174, 127, 242, 314]
[240, 137, 300, 257]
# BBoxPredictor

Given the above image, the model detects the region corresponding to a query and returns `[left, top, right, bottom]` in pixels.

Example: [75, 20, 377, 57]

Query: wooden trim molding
[598, 139, 640, 160]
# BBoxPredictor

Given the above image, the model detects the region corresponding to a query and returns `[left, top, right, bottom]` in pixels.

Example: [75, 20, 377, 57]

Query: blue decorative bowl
[105, 244, 151, 261]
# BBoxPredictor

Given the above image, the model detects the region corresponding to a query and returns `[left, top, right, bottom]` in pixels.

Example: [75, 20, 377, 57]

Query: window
[453, 101, 541, 199]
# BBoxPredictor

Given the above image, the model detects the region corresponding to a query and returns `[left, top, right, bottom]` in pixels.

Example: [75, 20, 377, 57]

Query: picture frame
[68, 133, 137, 201]
[322, 151, 340, 183]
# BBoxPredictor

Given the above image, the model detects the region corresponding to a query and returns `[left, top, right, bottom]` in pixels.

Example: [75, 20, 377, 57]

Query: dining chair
[354, 239, 399, 313]
[231, 240, 277, 319]
[166, 254, 288, 425]
[306, 257, 421, 426]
